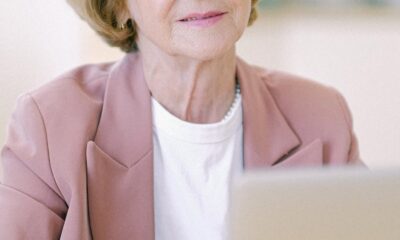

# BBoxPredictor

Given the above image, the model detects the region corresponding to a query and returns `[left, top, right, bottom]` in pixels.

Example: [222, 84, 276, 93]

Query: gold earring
[119, 23, 127, 30]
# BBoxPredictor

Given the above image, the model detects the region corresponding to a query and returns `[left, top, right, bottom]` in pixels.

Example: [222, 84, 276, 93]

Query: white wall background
[1, 3, 399, 179]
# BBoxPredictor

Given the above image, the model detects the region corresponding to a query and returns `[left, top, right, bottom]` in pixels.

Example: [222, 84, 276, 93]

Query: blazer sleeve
[0, 94, 67, 239]
[334, 91, 365, 166]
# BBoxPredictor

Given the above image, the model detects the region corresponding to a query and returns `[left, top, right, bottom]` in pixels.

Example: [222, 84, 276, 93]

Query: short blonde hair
[67, 0, 259, 52]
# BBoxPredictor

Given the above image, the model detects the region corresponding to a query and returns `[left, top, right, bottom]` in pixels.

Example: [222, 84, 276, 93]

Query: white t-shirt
[152, 87, 243, 240]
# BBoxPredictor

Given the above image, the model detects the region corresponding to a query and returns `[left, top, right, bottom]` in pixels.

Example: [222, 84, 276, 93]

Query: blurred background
[0, 1, 399, 178]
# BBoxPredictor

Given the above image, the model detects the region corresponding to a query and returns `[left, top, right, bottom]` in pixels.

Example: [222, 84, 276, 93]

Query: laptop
[228, 167, 400, 240]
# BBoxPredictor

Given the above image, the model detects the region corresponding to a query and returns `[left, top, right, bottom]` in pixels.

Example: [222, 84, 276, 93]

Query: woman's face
[125, 0, 252, 60]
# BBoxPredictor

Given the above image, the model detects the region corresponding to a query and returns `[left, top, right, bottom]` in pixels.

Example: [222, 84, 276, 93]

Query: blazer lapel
[236, 57, 302, 169]
[86, 53, 155, 240]
[93, 53, 153, 168]
[272, 139, 323, 168]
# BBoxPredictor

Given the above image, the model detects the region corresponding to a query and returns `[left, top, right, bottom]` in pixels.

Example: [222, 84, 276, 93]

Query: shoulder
[11, 61, 119, 146]
[247, 63, 362, 164]
[15, 61, 120, 129]
[252, 65, 352, 128]
[252, 65, 342, 109]
[28, 61, 115, 107]
[248, 63, 355, 147]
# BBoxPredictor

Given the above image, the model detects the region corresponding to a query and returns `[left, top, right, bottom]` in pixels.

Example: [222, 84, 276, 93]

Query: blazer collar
[93, 53, 301, 169]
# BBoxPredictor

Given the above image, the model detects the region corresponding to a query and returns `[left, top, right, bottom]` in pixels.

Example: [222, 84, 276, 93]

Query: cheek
[232, 0, 252, 27]
[128, 0, 176, 52]
[136, 0, 174, 21]
[129, 0, 174, 36]
[127, 0, 164, 26]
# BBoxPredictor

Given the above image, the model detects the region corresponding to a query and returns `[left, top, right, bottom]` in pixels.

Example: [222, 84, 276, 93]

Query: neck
[138, 39, 237, 124]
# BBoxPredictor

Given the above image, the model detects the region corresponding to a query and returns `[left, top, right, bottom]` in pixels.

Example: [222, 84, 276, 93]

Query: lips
[179, 11, 226, 22]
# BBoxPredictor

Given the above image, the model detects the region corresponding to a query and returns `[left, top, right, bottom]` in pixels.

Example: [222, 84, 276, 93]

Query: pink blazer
[0, 53, 363, 239]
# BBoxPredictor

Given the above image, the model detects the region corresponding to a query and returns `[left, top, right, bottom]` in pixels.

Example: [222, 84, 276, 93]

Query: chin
[182, 46, 232, 61]
[173, 35, 239, 61]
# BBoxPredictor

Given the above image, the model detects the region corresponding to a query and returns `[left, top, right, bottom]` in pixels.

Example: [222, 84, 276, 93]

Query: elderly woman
[0, 0, 363, 239]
